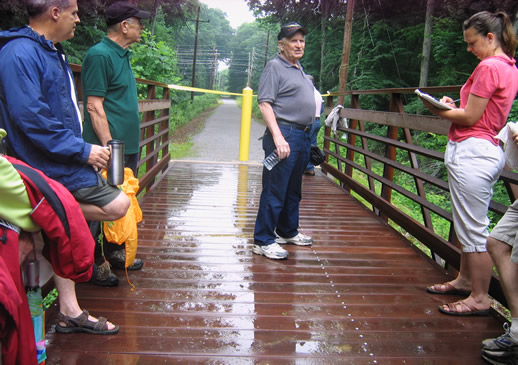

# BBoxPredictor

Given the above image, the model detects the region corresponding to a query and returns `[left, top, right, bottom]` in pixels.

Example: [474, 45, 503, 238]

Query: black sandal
[55, 310, 119, 335]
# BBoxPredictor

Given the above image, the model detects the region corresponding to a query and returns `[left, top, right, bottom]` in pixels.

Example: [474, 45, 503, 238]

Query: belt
[277, 120, 311, 132]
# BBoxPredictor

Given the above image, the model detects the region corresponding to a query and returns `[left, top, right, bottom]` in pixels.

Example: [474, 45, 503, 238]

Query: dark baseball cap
[277, 22, 307, 40]
[105, 2, 151, 27]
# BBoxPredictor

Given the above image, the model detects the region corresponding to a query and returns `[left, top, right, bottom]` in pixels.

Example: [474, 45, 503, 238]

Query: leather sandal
[55, 310, 119, 335]
[426, 282, 470, 296]
[438, 300, 490, 316]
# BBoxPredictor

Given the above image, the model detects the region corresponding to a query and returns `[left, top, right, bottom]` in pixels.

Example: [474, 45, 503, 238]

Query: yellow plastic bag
[101, 168, 142, 268]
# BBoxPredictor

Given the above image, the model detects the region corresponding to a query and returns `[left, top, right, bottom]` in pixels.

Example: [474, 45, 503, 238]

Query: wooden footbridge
[42, 71, 515, 364]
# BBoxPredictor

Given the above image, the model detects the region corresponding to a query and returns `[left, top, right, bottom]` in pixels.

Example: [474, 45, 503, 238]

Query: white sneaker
[253, 243, 288, 259]
[275, 232, 313, 246]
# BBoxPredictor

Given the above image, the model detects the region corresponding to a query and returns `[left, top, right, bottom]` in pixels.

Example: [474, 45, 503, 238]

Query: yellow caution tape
[168, 84, 249, 96]
[168, 84, 331, 98]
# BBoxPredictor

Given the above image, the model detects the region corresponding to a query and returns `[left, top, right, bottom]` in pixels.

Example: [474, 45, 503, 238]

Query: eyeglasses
[125, 18, 144, 27]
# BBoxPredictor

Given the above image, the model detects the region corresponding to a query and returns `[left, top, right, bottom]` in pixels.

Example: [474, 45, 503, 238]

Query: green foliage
[174, 4, 235, 90]
[508, 100, 518, 122]
[227, 22, 278, 93]
[62, 24, 105, 64]
[169, 93, 219, 132]
[130, 29, 180, 85]
[42, 288, 58, 311]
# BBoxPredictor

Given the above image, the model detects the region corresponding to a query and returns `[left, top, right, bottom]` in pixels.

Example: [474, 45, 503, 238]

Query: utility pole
[338, 0, 355, 106]
[191, 6, 201, 101]
[213, 48, 218, 89]
[209, 45, 218, 89]
[248, 47, 255, 88]
[189, 7, 209, 101]
[264, 30, 270, 67]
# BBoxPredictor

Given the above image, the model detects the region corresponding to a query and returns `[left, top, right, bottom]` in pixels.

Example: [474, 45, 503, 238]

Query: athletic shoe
[253, 243, 288, 259]
[481, 323, 518, 364]
[481, 352, 518, 365]
[275, 232, 313, 246]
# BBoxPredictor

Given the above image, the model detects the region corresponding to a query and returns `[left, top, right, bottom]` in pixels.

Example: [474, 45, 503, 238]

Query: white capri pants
[445, 137, 504, 253]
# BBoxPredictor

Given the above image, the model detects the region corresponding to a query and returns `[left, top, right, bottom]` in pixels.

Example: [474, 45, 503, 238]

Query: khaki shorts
[489, 199, 518, 264]
[71, 173, 121, 208]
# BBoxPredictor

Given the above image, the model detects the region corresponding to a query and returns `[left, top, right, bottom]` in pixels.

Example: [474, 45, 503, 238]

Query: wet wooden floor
[45, 161, 504, 364]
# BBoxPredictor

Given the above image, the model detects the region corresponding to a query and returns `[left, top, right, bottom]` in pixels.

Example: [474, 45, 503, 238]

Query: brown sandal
[55, 309, 119, 335]
[426, 282, 470, 296]
[438, 300, 489, 316]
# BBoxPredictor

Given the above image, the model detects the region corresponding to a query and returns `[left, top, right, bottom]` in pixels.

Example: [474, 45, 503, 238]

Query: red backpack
[5, 156, 94, 282]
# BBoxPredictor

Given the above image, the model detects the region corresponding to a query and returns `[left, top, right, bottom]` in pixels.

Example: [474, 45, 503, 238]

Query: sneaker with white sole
[253, 243, 288, 259]
[275, 232, 313, 246]
[481, 323, 518, 363]
[481, 352, 518, 365]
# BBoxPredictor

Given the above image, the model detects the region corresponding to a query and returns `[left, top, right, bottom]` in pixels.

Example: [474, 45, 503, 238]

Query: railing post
[345, 95, 360, 181]
[144, 85, 157, 180]
[323, 95, 334, 166]
[379, 93, 402, 221]
[239, 87, 253, 162]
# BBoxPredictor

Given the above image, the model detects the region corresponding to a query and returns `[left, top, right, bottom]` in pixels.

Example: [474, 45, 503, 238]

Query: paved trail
[177, 98, 265, 163]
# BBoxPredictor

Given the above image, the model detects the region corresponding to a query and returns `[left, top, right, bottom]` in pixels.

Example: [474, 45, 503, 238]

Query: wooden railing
[322, 86, 518, 306]
[70, 64, 171, 196]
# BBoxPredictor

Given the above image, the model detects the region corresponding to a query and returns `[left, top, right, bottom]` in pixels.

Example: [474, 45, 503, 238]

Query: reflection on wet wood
[45, 161, 503, 363]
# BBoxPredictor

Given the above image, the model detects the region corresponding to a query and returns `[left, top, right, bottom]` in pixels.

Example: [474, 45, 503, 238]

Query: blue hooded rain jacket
[0, 26, 97, 192]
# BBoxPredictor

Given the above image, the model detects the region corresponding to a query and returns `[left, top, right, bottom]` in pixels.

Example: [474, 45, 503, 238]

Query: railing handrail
[70, 63, 171, 196]
[326, 85, 462, 96]
[322, 87, 515, 307]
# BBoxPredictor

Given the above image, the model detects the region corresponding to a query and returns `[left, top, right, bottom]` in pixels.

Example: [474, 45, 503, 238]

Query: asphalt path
[178, 98, 266, 163]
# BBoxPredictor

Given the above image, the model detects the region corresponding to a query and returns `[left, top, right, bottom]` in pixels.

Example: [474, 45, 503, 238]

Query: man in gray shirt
[253, 22, 315, 260]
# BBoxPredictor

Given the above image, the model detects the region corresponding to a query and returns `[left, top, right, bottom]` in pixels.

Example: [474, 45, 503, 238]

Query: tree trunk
[319, 4, 328, 92]
[419, 0, 435, 88]
[338, 0, 354, 106]
[151, 0, 159, 37]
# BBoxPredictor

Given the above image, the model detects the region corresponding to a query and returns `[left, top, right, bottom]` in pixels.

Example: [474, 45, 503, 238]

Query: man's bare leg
[79, 191, 130, 222]
[54, 274, 117, 331]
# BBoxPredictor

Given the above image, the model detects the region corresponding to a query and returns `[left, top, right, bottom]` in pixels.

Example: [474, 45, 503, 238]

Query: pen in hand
[440, 97, 460, 105]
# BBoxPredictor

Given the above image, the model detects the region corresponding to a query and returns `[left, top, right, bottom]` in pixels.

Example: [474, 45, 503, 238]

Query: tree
[419, 0, 435, 87]
[174, 4, 234, 89]
[227, 22, 277, 93]
[246, 0, 347, 89]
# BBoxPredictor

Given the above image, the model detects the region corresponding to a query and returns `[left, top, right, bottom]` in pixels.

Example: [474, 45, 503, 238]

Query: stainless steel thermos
[107, 139, 124, 185]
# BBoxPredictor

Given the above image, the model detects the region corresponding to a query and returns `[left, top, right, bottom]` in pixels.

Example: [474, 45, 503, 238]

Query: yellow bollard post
[239, 87, 253, 161]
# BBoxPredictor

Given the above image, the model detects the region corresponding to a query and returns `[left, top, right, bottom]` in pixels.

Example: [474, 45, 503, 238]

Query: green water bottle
[25, 260, 46, 364]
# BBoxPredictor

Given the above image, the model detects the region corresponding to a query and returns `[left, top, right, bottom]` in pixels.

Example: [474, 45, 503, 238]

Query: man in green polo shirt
[82, 2, 150, 275]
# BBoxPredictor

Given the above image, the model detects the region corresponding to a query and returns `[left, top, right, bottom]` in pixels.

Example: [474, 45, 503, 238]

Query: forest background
[1, 0, 518, 243]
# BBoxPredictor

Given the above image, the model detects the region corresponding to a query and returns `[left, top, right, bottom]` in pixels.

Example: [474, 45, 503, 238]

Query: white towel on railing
[325, 105, 348, 135]
[496, 121, 518, 170]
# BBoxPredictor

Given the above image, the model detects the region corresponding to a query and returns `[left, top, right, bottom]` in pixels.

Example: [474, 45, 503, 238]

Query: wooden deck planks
[44, 161, 503, 364]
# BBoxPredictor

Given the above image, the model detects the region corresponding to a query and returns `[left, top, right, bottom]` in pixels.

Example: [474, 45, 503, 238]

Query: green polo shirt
[82, 36, 140, 154]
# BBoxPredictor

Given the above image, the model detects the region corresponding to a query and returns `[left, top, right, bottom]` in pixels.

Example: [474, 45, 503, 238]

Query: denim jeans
[124, 153, 139, 177]
[306, 118, 322, 171]
[254, 123, 311, 246]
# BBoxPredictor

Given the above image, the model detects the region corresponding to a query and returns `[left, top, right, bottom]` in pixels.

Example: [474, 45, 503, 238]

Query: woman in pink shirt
[421, 11, 518, 316]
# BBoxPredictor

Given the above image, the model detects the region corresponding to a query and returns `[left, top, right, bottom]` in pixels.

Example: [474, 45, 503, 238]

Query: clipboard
[415, 89, 454, 110]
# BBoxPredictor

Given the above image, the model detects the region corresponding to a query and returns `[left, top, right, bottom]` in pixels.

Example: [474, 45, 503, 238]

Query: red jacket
[0, 223, 37, 365]
[5, 156, 94, 282]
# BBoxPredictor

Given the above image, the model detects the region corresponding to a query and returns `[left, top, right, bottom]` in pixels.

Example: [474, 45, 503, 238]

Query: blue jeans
[124, 153, 139, 177]
[254, 124, 311, 246]
[305, 118, 322, 171]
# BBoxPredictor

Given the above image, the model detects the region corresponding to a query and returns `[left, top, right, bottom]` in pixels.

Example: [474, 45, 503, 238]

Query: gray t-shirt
[257, 54, 315, 126]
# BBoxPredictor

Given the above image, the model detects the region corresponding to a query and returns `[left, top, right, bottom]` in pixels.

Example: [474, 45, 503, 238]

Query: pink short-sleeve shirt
[449, 55, 518, 145]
